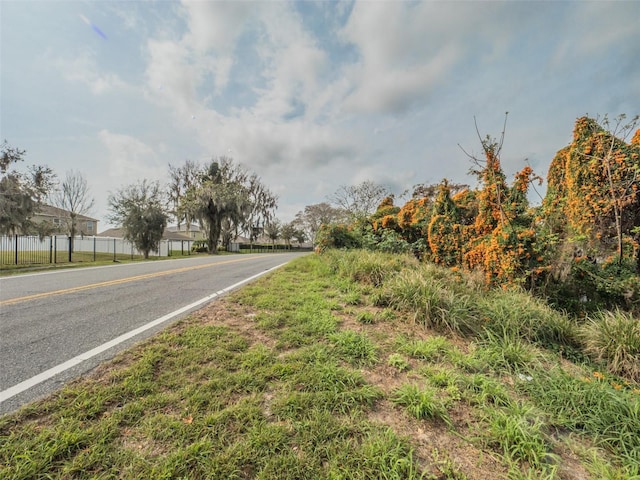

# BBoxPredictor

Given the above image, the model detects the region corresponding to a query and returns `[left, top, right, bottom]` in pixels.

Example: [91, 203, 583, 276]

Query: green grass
[483, 401, 551, 469]
[580, 309, 640, 382]
[2, 249, 639, 479]
[392, 383, 451, 425]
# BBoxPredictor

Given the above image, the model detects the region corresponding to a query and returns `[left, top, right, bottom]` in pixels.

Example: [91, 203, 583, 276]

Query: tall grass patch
[580, 309, 640, 382]
[476, 290, 579, 350]
[322, 249, 418, 287]
[379, 269, 477, 333]
[475, 329, 539, 374]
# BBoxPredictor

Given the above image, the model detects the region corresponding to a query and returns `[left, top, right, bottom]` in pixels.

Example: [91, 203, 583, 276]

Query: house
[32, 205, 99, 236]
[97, 227, 193, 241]
[166, 223, 206, 240]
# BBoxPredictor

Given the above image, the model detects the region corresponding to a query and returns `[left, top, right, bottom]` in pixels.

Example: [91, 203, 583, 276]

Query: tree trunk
[208, 218, 221, 254]
[70, 213, 77, 253]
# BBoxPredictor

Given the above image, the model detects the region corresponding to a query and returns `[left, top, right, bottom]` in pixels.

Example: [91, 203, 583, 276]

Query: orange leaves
[544, 116, 640, 256]
[381, 215, 397, 229]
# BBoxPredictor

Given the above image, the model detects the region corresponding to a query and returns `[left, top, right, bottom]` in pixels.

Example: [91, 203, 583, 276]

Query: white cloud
[180, 0, 255, 92]
[98, 130, 165, 182]
[338, 1, 545, 115]
[55, 50, 126, 95]
[181, 0, 253, 54]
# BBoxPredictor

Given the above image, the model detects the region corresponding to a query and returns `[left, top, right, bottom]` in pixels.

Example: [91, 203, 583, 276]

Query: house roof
[97, 227, 124, 238]
[167, 223, 202, 232]
[37, 204, 98, 222]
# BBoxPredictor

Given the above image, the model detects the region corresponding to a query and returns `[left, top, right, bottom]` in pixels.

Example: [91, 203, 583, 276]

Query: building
[32, 205, 99, 236]
[98, 227, 193, 241]
[166, 223, 206, 240]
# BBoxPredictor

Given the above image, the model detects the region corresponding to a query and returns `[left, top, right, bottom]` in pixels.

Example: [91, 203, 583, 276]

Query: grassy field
[1, 251, 638, 479]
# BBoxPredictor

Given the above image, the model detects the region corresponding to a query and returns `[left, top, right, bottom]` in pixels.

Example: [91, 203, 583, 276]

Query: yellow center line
[0, 256, 257, 307]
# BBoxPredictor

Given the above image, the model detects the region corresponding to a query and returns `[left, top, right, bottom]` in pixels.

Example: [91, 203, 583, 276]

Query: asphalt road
[0, 252, 304, 414]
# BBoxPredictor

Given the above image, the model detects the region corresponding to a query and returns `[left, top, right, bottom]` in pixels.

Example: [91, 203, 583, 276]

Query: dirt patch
[368, 399, 507, 479]
[196, 300, 278, 350]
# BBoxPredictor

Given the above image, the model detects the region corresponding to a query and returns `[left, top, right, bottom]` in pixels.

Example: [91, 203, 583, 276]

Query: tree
[580, 115, 639, 264]
[178, 158, 275, 254]
[244, 172, 278, 245]
[0, 141, 56, 236]
[330, 180, 390, 221]
[544, 115, 640, 266]
[459, 114, 511, 234]
[52, 170, 95, 249]
[280, 222, 296, 249]
[264, 220, 281, 248]
[293, 228, 307, 246]
[294, 202, 345, 244]
[167, 160, 200, 234]
[108, 180, 168, 259]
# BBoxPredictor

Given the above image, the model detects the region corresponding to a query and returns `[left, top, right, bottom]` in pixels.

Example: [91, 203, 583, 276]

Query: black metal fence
[0, 235, 194, 266]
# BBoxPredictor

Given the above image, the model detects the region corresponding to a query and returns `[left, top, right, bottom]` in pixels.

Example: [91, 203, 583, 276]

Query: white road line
[0, 262, 286, 404]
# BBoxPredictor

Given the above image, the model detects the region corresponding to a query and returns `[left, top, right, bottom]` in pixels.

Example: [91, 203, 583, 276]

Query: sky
[1, 0, 639, 231]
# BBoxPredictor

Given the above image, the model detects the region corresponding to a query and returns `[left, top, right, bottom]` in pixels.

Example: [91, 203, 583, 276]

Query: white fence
[0, 235, 194, 265]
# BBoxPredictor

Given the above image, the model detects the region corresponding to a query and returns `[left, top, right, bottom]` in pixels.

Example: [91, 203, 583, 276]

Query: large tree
[294, 202, 345, 245]
[178, 158, 276, 254]
[330, 180, 390, 221]
[108, 180, 168, 259]
[167, 159, 201, 233]
[0, 141, 56, 236]
[244, 171, 278, 245]
[52, 170, 95, 248]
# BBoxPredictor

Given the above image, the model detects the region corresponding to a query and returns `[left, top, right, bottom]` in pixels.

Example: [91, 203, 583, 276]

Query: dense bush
[320, 116, 640, 316]
[315, 224, 361, 251]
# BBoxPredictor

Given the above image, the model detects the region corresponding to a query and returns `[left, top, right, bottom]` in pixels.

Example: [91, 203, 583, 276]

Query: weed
[431, 448, 469, 479]
[382, 269, 477, 333]
[399, 336, 455, 362]
[343, 289, 363, 306]
[392, 384, 451, 425]
[387, 353, 411, 372]
[329, 330, 378, 366]
[327, 428, 426, 479]
[476, 289, 579, 350]
[378, 308, 397, 322]
[356, 310, 376, 324]
[460, 373, 511, 407]
[484, 402, 550, 468]
[475, 329, 538, 373]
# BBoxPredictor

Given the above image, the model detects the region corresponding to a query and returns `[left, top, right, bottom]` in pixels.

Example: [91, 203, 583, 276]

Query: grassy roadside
[1, 251, 639, 479]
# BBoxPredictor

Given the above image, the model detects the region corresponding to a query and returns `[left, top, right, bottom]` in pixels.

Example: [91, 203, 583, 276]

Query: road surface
[0, 253, 304, 414]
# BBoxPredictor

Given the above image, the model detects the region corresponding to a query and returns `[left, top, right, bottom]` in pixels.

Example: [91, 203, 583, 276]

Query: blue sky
[2, 0, 639, 230]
